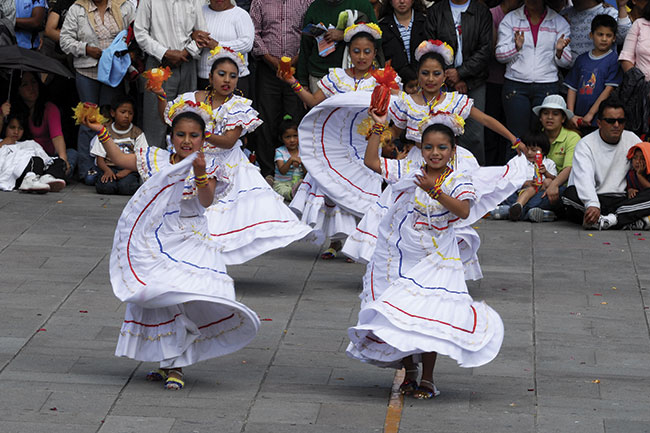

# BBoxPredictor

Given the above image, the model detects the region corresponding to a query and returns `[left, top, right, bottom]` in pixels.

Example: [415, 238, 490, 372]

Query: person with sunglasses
[562, 97, 650, 230]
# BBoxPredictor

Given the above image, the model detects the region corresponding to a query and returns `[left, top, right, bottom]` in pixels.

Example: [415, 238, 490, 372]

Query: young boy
[89, 95, 144, 195]
[565, 15, 622, 130]
[492, 132, 558, 221]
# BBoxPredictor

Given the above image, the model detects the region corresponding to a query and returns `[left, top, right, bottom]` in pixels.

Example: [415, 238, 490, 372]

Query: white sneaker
[527, 207, 557, 223]
[625, 216, 650, 230]
[598, 213, 617, 230]
[490, 205, 510, 220]
[18, 173, 50, 193]
[39, 174, 66, 192]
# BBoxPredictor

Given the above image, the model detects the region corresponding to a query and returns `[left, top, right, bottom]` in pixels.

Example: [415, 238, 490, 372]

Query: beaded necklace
[421, 90, 444, 114]
[351, 67, 370, 91]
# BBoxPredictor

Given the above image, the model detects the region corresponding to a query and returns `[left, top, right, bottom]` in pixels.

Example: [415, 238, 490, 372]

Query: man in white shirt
[562, 97, 649, 229]
[134, 0, 206, 148]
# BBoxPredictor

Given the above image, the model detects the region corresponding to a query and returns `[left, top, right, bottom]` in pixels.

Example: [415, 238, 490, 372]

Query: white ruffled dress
[169, 93, 312, 264]
[290, 69, 390, 241]
[113, 146, 260, 368]
[346, 164, 504, 369]
[342, 92, 529, 279]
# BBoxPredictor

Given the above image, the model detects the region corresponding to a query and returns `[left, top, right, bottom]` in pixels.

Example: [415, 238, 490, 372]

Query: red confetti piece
[634, 232, 642, 236]
[49, 407, 57, 411]
[500, 288, 508, 291]
[644, 307, 649, 310]
[639, 238, 646, 241]
[527, 388, 535, 391]
[37, 328, 46, 332]
[79, 310, 88, 313]
[603, 242, 610, 245]
[593, 293, 602, 296]
[261, 318, 272, 321]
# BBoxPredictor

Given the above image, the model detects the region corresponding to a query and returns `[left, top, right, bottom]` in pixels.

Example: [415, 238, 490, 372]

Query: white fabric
[568, 130, 640, 209]
[0, 140, 53, 191]
[133, 0, 206, 62]
[112, 152, 260, 368]
[198, 6, 254, 78]
[166, 92, 311, 264]
[346, 169, 504, 369]
[495, 5, 572, 83]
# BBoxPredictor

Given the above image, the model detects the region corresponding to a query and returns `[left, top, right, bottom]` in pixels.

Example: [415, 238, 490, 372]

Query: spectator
[194, 0, 255, 95]
[628, 0, 649, 21]
[618, 1, 650, 138]
[44, 0, 74, 45]
[562, 97, 649, 229]
[9, 71, 77, 180]
[492, 130, 558, 221]
[0, 0, 15, 28]
[626, 142, 650, 200]
[562, 0, 631, 61]
[425, 0, 494, 165]
[378, 0, 427, 78]
[485, 0, 522, 166]
[398, 64, 418, 93]
[60, 0, 135, 181]
[14, 0, 46, 49]
[370, 0, 382, 18]
[88, 94, 141, 195]
[496, 0, 571, 152]
[296, 0, 377, 92]
[619, 1, 650, 80]
[249, 0, 312, 178]
[534, 95, 581, 215]
[133, 0, 206, 148]
[0, 110, 66, 192]
[565, 14, 622, 130]
[273, 116, 304, 200]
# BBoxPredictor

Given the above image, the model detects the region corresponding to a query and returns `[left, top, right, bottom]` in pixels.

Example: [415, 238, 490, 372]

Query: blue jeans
[75, 72, 123, 180]
[502, 79, 559, 159]
[503, 185, 567, 220]
[95, 167, 140, 195]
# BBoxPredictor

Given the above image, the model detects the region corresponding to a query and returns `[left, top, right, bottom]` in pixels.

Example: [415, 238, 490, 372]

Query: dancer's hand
[193, 151, 206, 176]
[368, 107, 388, 125]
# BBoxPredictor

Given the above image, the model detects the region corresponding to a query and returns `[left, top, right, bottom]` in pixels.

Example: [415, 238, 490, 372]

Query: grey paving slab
[1, 188, 650, 433]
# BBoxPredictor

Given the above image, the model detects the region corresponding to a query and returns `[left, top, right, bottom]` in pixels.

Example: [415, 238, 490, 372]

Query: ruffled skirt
[205, 146, 312, 264]
[111, 155, 260, 367]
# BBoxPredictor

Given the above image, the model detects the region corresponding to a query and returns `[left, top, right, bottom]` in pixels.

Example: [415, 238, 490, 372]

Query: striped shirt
[393, 11, 414, 63]
[250, 0, 314, 59]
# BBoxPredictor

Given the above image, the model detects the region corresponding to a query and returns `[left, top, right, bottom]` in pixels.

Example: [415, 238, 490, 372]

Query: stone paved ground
[1, 184, 649, 433]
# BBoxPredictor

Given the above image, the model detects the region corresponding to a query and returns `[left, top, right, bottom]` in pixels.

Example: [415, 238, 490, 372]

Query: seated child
[89, 95, 142, 195]
[565, 14, 621, 131]
[626, 142, 650, 199]
[273, 116, 305, 200]
[493, 131, 558, 221]
[0, 112, 66, 193]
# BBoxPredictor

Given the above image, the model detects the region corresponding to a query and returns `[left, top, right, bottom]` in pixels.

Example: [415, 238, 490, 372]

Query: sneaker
[598, 213, 617, 230]
[509, 203, 523, 221]
[39, 174, 66, 192]
[490, 205, 510, 220]
[18, 173, 50, 193]
[624, 216, 650, 230]
[527, 207, 557, 223]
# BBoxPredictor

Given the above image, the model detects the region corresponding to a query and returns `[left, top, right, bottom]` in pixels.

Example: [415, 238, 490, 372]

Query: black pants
[253, 61, 306, 177]
[15, 157, 67, 189]
[562, 185, 650, 227]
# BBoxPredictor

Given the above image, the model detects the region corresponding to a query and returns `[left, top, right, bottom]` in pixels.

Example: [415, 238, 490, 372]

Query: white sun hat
[532, 94, 574, 119]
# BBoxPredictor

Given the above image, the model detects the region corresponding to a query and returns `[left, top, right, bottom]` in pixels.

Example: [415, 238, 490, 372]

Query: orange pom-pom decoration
[278, 56, 295, 79]
[370, 60, 399, 116]
[143, 66, 172, 91]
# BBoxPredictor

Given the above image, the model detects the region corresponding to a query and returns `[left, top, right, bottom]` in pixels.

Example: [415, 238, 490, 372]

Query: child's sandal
[399, 377, 418, 395]
[320, 247, 337, 260]
[413, 379, 440, 400]
[146, 369, 167, 382]
[164, 370, 184, 390]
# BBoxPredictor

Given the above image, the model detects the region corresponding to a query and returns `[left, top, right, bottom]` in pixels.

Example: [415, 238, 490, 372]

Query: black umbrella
[0, 45, 75, 99]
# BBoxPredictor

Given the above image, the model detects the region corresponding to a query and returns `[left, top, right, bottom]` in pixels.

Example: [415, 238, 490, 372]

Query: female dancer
[343, 40, 528, 265]
[155, 46, 311, 265]
[279, 23, 399, 259]
[347, 110, 505, 399]
[82, 100, 260, 390]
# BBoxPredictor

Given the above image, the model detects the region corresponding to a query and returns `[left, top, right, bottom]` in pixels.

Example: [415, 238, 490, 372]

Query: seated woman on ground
[0, 111, 66, 193]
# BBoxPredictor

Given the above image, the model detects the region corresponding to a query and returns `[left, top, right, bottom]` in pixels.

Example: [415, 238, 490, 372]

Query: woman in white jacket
[60, 0, 135, 181]
[496, 0, 571, 156]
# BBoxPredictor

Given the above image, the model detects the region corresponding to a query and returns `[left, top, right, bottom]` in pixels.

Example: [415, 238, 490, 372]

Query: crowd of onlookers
[0, 0, 649, 229]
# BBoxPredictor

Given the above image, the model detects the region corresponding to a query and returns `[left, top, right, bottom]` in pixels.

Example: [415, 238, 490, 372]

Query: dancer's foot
[146, 368, 167, 382]
[164, 369, 184, 390]
[413, 379, 440, 399]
